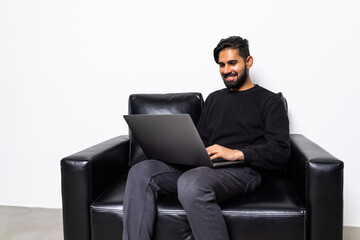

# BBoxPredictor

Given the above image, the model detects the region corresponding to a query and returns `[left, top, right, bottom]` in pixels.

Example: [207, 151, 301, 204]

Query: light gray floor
[0, 205, 359, 240]
[345, 226, 360, 240]
[0, 206, 63, 240]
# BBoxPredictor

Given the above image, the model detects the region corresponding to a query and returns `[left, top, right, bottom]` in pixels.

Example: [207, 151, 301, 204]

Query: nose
[223, 64, 231, 74]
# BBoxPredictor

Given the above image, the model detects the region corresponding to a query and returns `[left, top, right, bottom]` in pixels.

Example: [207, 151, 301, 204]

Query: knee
[177, 168, 214, 206]
[127, 160, 159, 184]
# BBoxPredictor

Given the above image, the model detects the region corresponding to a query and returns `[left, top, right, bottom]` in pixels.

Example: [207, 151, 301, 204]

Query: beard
[222, 69, 248, 91]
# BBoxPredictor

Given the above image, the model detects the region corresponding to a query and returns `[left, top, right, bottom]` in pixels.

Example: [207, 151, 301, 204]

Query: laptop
[123, 114, 243, 168]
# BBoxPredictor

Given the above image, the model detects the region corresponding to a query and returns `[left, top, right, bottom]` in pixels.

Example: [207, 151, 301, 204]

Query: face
[218, 48, 249, 90]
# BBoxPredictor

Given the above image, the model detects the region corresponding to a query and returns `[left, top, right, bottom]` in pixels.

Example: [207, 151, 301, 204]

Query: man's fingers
[206, 144, 221, 153]
[207, 148, 220, 157]
[210, 153, 219, 160]
[206, 144, 244, 161]
[207, 150, 218, 159]
[207, 144, 227, 160]
[206, 147, 216, 155]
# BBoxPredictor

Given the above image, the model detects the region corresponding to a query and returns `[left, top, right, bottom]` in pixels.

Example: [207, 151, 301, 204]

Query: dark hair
[213, 36, 250, 64]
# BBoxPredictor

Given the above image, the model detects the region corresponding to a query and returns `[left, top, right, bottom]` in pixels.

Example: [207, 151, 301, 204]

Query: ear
[246, 56, 253, 69]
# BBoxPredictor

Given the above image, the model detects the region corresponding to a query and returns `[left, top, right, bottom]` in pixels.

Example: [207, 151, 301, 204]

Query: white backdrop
[0, 0, 359, 226]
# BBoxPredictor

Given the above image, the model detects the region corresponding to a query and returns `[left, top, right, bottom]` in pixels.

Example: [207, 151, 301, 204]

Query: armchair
[61, 92, 343, 240]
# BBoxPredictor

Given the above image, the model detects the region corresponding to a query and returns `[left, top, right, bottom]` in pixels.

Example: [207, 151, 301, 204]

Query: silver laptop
[123, 114, 243, 168]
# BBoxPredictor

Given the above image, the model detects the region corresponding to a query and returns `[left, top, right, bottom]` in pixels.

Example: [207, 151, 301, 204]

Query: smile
[223, 73, 237, 81]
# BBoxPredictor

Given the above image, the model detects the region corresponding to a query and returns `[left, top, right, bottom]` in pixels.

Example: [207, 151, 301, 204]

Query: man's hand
[206, 144, 245, 162]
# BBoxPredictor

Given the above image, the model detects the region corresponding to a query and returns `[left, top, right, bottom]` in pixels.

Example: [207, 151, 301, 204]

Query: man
[122, 36, 290, 240]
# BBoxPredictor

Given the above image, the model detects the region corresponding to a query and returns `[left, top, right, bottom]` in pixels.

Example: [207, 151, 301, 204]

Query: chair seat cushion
[91, 174, 305, 240]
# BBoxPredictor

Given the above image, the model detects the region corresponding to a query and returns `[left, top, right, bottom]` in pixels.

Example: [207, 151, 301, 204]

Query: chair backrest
[278, 92, 288, 113]
[128, 92, 204, 166]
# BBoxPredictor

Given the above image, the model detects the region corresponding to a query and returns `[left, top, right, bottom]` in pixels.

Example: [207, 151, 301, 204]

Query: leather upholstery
[61, 136, 129, 240]
[90, 174, 305, 240]
[289, 135, 344, 239]
[61, 92, 343, 240]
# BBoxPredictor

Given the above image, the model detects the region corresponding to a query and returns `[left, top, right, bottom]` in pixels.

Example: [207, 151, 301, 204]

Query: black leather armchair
[61, 92, 344, 240]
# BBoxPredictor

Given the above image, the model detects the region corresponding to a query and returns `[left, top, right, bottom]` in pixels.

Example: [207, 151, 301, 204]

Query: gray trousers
[122, 160, 262, 240]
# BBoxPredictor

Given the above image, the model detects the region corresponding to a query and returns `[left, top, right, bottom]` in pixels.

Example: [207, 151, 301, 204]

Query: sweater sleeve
[240, 95, 291, 171]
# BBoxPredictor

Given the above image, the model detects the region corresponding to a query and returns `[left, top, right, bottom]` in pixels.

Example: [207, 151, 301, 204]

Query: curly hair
[213, 36, 250, 64]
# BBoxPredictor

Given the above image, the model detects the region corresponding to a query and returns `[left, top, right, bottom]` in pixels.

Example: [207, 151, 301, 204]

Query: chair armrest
[61, 135, 129, 240]
[289, 134, 343, 240]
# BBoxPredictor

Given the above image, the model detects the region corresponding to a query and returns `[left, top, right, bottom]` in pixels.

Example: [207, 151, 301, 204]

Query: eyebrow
[219, 59, 238, 65]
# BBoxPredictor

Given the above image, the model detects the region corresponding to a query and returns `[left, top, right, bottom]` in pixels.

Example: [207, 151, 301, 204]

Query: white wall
[0, 0, 359, 226]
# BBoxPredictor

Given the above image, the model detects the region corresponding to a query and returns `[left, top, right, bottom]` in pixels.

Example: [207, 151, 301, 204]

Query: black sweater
[196, 85, 291, 171]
